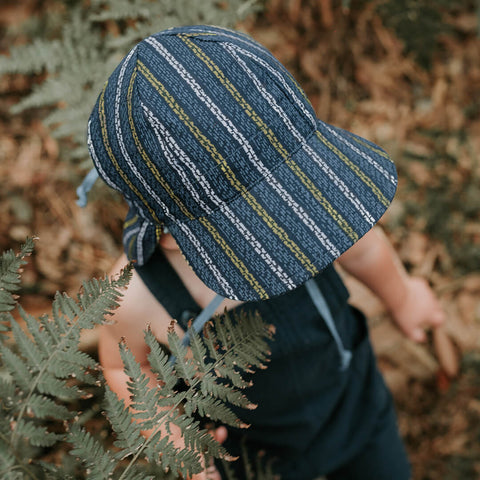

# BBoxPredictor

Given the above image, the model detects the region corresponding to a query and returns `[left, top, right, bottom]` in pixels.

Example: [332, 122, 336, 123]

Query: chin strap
[305, 279, 352, 371]
[76, 167, 99, 207]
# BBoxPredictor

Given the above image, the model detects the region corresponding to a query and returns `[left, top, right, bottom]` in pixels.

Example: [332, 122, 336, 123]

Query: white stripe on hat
[87, 120, 120, 192]
[322, 123, 397, 185]
[227, 43, 316, 126]
[225, 43, 376, 227]
[136, 220, 149, 265]
[113, 47, 173, 216]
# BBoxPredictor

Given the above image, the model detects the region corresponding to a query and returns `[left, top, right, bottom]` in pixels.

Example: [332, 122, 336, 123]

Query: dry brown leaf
[433, 327, 460, 378]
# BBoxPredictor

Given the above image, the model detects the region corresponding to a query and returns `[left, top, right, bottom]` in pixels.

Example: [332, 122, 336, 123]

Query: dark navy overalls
[135, 249, 411, 480]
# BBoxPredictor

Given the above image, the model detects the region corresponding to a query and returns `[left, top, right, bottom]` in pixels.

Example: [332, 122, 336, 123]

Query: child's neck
[160, 245, 243, 313]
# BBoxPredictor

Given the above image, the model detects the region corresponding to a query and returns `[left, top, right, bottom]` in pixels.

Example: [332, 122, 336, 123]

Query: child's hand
[389, 277, 445, 342]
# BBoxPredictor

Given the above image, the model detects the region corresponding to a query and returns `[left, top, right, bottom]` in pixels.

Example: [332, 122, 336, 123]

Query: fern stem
[0, 430, 42, 480]
[1, 465, 40, 480]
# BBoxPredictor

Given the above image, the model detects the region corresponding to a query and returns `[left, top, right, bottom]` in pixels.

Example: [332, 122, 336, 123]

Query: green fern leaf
[0, 238, 35, 312]
[186, 395, 241, 428]
[188, 329, 208, 373]
[0, 312, 12, 333]
[52, 350, 99, 382]
[141, 430, 179, 466]
[0, 39, 63, 75]
[172, 413, 228, 459]
[168, 330, 196, 385]
[0, 378, 16, 410]
[103, 387, 144, 454]
[68, 424, 116, 479]
[10, 317, 45, 372]
[0, 344, 33, 391]
[17, 305, 52, 356]
[27, 394, 73, 420]
[118, 341, 167, 431]
[37, 375, 79, 400]
[144, 328, 177, 391]
[0, 437, 16, 473]
[15, 420, 62, 447]
[142, 431, 202, 479]
[200, 372, 255, 409]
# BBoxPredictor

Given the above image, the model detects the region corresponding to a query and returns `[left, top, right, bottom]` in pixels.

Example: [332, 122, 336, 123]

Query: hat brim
[168, 119, 397, 301]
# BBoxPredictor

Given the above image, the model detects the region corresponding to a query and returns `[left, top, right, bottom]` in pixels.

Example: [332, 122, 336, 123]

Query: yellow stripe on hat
[180, 36, 358, 243]
[316, 131, 391, 208]
[127, 70, 195, 221]
[284, 158, 359, 242]
[349, 135, 393, 162]
[123, 214, 139, 229]
[199, 217, 268, 299]
[155, 224, 163, 242]
[127, 234, 137, 259]
[98, 83, 162, 225]
[137, 60, 318, 276]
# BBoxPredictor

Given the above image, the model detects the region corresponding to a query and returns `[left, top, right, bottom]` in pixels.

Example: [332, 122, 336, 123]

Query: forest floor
[1, 1, 480, 479]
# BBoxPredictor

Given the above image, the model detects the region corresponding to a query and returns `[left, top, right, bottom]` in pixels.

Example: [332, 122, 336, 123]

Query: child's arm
[336, 227, 445, 342]
[99, 254, 226, 480]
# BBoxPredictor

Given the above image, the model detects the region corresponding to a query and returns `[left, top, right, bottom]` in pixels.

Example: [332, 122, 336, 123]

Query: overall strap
[305, 279, 352, 371]
[169, 293, 225, 365]
[180, 294, 225, 347]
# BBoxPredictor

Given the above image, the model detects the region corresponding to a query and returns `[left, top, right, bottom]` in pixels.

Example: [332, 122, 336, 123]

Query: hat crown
[90, 25, 316, 225]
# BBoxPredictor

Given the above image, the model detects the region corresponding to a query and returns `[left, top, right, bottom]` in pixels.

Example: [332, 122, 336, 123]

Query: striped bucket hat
[86, 25, 397, 302]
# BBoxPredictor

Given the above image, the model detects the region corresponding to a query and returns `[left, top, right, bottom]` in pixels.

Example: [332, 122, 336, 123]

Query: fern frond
[188, 329, 208, 373]
[0, 378, 16, 410]
[9, 317, 44, 372]
[77, 266, 132, 329]
[0, 39, 64, 75]
[15, 420, 62, 447]
[50, 350, 99, 384]
[90, 0, 152, 22]
[0, 238, 35, 313]
[141, 432, 179, 467]
[185, 395, 241, 428]
[37, 375, 80, 400]
[144, 328, 177, 392]
[68, 424, 116, 479]
[172, 414, 228, 460]
[17, 305, 52, 356]
[27, 394, 73, 420]
[200, 372, 255, 409]
[0, 436, 16, 474]
[103, 387, 144, 454]
[0, 344, 33, 391]
[168, 330, 196, 386]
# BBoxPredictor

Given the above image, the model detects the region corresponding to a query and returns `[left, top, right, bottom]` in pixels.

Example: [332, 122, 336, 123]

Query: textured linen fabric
[134, 250, 410, 480]
[87, 25, 398, 301]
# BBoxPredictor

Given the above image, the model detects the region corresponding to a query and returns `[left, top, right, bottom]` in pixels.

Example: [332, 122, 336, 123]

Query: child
[79, 25, 445, 479]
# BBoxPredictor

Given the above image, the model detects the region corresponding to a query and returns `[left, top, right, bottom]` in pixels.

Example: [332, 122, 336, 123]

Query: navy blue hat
[86, 25, 397, 301]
